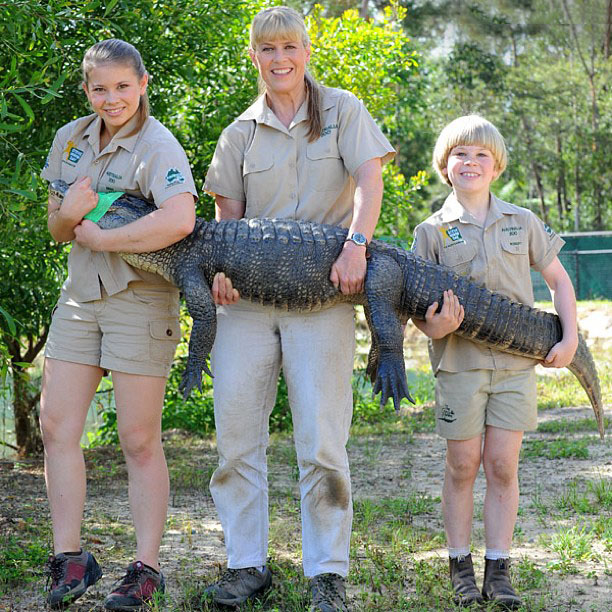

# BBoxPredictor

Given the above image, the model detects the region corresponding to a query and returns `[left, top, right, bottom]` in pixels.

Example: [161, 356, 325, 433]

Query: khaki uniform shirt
[42, 113, 197, 302]
[412, 192, 565, 373]
[204, 87, 395, 227]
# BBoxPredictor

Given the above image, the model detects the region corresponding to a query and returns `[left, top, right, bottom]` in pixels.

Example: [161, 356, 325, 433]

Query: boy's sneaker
[310, 573, 348, 612]
[45, 550, 103, 609]
[202, 567, 272, 606]
[104, 561, 165, 610]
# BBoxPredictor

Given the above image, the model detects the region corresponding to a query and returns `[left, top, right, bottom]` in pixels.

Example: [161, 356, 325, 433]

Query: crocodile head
[49, 179, 155, 229]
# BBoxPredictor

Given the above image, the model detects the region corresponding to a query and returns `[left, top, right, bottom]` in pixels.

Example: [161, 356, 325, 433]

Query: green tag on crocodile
[84, 191, 124, 222]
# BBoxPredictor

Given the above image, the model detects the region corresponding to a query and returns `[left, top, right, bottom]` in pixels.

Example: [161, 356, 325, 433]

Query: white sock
[485, 549, 509, 560]
[448, 546, 471, 559]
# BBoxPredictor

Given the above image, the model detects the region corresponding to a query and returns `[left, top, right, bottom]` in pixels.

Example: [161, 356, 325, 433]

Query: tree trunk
[605, 0, 612, 59]
[555, 133, 566, 223]
[12, 366, 42, 457]
[521, 116, 548, 224]
[6, 331, 47, 457]
[359, 0, 369, 20]
[574, 162, 581, 232]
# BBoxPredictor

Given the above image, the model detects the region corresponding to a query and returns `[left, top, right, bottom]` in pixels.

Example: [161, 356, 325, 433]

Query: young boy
[411, 115, 578, 608]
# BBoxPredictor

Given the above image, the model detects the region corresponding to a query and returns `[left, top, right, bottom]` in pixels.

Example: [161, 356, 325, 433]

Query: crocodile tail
[390, 250, 604, 437]
[567, 333, 605, 439]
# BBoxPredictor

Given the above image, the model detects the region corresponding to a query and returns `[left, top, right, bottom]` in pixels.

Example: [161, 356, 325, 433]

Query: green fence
[531, 231, 612, 300]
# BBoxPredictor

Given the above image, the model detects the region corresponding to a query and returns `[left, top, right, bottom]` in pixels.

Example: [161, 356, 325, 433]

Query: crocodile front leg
[177, 267, 217, 398]
[364, 254, 414, 409]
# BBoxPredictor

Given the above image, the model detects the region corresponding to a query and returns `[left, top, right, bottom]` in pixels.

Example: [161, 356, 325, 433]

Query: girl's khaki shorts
[45, 283, 181, 378]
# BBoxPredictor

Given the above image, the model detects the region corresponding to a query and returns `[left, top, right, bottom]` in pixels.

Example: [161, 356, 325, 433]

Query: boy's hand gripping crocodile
[50, 181, 605, 438]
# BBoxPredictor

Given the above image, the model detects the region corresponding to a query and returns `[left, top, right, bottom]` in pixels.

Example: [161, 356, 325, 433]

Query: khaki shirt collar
[238, 85, 338, 132]
[439, 191, 515, 227]
[83, 112, 142, 155]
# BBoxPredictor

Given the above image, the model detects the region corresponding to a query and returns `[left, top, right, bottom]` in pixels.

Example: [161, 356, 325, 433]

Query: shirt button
[290, 192, 296, 198]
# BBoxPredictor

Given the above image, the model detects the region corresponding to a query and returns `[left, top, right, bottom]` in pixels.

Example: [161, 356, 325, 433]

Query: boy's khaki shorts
[45, 283, 181, 378]
[434, 368, 537, 440]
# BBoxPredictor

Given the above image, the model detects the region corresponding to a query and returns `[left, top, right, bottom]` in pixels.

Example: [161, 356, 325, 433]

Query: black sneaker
[202, 567, 272, 606]
[104, 561, 165, 610]
[310, 573, 348, 612]
[45, 550, 103, 609]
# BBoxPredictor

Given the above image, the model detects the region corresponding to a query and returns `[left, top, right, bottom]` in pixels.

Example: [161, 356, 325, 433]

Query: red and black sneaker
[104, 561, 165, 610]
[45, 550, 103, 609]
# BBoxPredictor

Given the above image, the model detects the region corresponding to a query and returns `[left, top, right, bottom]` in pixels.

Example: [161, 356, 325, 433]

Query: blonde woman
[203, 6, 395, 611]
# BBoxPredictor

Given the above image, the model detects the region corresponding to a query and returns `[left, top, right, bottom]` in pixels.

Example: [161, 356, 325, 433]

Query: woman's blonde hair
[432, 115, 507, 186]
[250, 6, 322, 142]
[81, 39, 149, 132]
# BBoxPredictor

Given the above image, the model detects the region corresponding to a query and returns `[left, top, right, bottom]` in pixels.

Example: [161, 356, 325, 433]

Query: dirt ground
[0, 303, 610, 611]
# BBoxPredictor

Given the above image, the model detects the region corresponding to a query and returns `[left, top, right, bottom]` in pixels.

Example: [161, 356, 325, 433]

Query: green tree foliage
[396, 0, 611, 232]
[1, 2, 427, 452]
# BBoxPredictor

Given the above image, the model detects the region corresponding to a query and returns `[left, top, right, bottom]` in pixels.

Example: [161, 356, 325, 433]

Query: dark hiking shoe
[104, 561, 165, 610]
[202, 567, 272, 606]
[449, 554, 484, 607]
[310, 573, 348, 612]
[482, 558, 522, 609]
[45, 550, 102, 609]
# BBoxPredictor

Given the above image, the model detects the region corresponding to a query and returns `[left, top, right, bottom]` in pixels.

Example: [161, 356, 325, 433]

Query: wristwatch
[346, 232, 368, 247]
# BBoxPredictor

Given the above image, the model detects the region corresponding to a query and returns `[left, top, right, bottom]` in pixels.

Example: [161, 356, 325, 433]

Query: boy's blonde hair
[82, 39, 149, 132]
[249, 6, 322, 142]
[433, 115, 507, 186]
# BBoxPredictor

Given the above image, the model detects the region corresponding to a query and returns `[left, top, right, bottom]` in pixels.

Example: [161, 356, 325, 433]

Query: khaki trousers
[210, 300, 355, 577]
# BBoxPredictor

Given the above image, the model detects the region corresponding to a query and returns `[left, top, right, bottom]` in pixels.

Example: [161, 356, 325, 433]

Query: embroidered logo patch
[165, 168, 185, 188]
[320, 123, 339, 137]
[439, 226, 465, 247]
[438, 404, 456, 423]
[63, 140, 83, 165]
[543, 223, 555, 236]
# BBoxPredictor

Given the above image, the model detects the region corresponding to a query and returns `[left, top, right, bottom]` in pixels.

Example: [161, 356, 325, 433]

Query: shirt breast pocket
[500, 238, 528, 256]
[242, 153, 274, 206]
[500, 238, 530, 278]
[440, 242, 477, 278]
[306, 138, 345, 193]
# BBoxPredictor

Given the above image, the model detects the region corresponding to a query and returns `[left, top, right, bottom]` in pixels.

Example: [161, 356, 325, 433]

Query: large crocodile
[50, 181, 605, 438]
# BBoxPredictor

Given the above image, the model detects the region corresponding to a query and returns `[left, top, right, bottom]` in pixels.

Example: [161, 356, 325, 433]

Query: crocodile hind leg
[177, 267, 217, 398]
[364, 253, 414, 409]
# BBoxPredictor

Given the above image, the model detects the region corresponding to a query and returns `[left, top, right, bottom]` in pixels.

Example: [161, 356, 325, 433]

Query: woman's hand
[212, 272, 240, 305]
[330, 241, 367, 295]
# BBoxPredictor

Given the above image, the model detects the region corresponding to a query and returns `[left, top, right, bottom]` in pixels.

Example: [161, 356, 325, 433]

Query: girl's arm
[73, 192, 195, 252]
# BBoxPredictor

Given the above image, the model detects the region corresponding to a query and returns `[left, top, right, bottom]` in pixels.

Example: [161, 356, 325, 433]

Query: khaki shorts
[435, 368, 537, 440]
[45, 283, 181, 377]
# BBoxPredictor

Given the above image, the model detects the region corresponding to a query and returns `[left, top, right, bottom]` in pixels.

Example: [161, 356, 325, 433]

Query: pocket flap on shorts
[149, 319, 181, 341]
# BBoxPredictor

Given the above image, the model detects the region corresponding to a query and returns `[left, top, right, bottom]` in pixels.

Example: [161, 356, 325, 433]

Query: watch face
[351, 232, 367, 246]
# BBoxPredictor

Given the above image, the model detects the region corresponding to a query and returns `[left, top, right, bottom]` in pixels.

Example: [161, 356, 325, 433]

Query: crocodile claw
[179, 359, 213, 399]
[372, 359, 415, 411]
